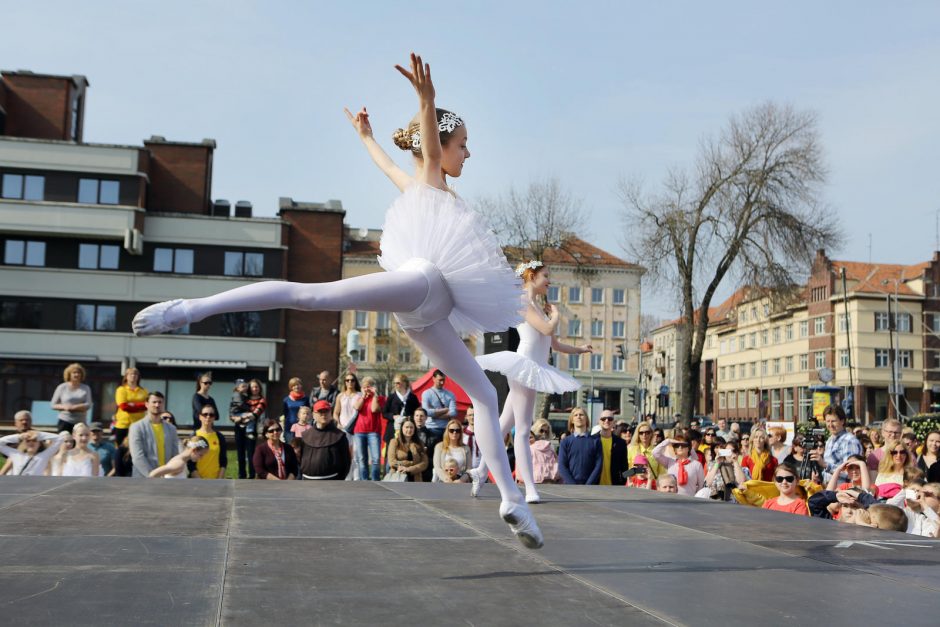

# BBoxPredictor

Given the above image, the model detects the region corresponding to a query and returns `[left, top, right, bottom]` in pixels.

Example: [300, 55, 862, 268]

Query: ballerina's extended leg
[472, 385, 540, 503]
[408, 319, 543, 549]
[132, 271, 430, 336]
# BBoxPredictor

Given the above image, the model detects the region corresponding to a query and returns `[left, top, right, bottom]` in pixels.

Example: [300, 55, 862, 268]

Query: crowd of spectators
[3, 363, 939, 539]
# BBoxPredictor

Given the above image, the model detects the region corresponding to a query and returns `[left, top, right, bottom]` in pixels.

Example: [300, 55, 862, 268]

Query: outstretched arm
[552, 336, 593, 355]
[344, 106, 413, 192]
[395, 53, 444, 189]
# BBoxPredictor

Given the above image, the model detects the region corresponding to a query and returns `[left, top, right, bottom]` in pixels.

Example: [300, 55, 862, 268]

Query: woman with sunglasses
[651, 434, 705, 497]
[191, 372, 217, 434]
[761, 462, 809, 515]
[433, 419, 471, 482]
[627, 421, 664, 482]
[0, 430, 68, 476]
[192, 406, 228, 479]
[874, 442, 913, 499]
[132, 53, 543, 548]
[334, 372, 364, 480]
[529, 419, 560, 484]
[253, 419, 298, 481]
[472, 260, 590, 503]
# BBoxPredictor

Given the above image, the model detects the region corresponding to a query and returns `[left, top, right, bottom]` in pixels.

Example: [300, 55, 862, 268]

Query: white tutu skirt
[378, 183, 523, 335]
[476, 351, 581, 394]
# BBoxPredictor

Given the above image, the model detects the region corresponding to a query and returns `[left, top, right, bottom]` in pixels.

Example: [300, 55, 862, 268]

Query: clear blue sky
[4, 1, 938, 319]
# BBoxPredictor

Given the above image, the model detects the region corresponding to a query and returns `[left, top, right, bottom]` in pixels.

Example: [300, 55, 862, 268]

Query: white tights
[178, 272, 522, 505]
[473, 385, 539, 498]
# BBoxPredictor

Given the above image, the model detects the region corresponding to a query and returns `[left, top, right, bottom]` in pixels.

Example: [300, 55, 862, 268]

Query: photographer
[624, 454, 656, 490]
[784, 435, 824, 483]
[702, 440, 746, 501]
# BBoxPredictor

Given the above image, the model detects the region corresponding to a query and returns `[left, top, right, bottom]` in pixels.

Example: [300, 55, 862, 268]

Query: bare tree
[620, 102, 842, 427]
[477, 177, 587, 262]
[639, 313, 662, 342]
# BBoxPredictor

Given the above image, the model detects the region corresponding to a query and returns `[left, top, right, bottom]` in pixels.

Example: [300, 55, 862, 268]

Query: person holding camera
[625, 454, 656, 489]
[784, 436, 824, 483]
[819, 405, 862, 483]
[702, 441, 746, 500]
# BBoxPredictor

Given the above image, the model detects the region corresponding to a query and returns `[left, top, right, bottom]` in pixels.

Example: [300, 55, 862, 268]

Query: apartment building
[341, 228, 646, 416]
[0, 70, 344, 425]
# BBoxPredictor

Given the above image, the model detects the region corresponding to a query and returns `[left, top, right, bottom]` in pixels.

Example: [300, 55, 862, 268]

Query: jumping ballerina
[131, 53, 543, 548]
[472, 261, 591, 503]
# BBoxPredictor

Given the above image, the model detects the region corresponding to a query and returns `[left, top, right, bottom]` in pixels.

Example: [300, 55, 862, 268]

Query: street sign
[660, 385, 669, 395]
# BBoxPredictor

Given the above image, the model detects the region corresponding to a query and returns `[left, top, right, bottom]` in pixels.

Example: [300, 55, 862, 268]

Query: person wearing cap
[626, 454, 656, 489]
[88, 422, 117, 477]
[593, 409, 627, 486]
[297, 400, 351, 480]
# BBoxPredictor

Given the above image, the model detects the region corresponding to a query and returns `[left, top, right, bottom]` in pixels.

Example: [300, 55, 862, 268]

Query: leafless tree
[620, 102, 842, 427]
[639, 313, 662, 342]
[476, 177, 587, 262]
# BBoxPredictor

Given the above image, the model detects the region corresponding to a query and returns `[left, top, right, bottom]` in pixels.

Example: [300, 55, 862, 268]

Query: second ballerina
[472, 260, 591, 503]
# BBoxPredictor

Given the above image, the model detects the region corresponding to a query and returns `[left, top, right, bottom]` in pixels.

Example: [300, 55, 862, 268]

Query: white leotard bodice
[516, 304, 551, 365]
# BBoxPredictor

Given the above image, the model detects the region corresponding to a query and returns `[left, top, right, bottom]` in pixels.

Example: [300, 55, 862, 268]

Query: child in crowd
[762, 462, 809, 516]
[855, 504, 908, 532]
[439, 459, 464, 484]
[292, 406, 313, 439]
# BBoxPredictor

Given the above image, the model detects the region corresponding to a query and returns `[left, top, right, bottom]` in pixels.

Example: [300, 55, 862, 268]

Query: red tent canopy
[411, 368, 473, 420]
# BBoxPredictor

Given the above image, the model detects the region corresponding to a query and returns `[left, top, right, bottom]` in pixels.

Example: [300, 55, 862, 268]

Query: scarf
[269, 442, 286, 479]
[289, 391, 305, 401]
[751, 450, 770, 481]
[676, 458, 691, 486]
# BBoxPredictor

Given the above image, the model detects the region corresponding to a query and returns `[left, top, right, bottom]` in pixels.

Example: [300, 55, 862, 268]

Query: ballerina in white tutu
[131, 53, 542, 548]
[472, 261, 591, 503]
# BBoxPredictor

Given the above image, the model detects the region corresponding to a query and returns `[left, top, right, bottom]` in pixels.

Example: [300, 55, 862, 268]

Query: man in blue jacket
[558, 408, 602, 484]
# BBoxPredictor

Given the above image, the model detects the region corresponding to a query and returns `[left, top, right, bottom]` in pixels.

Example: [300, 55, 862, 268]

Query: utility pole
[841, 268, 854, 417]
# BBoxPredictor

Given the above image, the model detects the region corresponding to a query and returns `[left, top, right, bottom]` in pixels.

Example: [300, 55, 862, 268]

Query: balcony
[0, 137, 142, 176]
[0, 198, 141, 240]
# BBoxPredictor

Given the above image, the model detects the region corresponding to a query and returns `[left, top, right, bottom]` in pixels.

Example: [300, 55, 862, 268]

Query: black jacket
[382, 391, 421, 442]
[298, 423, 351, 479]
[595, 434, 628, 485]
[309, 385, 338, 406]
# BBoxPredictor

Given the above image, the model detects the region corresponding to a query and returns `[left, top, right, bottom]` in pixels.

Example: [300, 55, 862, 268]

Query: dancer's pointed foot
[132, 299, 191, 336]
[469, 468, 485, 498]
[525, 491, 541, 505]
[499, 500, 544, 549]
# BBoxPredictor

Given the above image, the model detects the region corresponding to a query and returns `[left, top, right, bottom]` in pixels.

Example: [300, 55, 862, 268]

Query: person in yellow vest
[628, 421, 665, 481]
[114, 367, 148, 446]
[191, 404, 228, 479]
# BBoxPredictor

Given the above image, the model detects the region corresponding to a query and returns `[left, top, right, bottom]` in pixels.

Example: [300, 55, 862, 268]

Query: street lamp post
[743, 346, 764, 421]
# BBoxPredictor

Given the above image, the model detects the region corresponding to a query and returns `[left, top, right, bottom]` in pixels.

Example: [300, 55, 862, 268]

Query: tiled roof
[655, 286, 752, 331]
[831, 260, 928, 297]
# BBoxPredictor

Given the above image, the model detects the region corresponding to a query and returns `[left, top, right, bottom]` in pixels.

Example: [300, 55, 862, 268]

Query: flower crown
[187, 439, 209, 450]
[411, 112, 464, 150]
[515, 260, 544, 276]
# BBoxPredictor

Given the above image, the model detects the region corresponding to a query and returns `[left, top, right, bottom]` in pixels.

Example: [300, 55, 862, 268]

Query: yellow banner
[812, 391, 831, 420]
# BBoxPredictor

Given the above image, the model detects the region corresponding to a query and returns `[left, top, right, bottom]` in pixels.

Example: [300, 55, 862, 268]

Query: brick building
[0, 70, 343, 426]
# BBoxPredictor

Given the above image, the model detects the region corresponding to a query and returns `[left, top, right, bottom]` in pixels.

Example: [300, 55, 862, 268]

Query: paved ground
[0, 477, 937, 626]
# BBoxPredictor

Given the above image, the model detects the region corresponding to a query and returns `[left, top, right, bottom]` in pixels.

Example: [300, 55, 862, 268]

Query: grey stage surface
[1, 478, 938, 626]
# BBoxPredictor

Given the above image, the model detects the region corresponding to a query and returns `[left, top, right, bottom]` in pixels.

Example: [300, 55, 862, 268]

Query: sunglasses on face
[539, 429, 550, 434]
[447, 428, 461, 433]
[774, 475, 796, 484]
[892, 450, 908, 457]
[267, 428, 282, 434]
[344, 379, 355, 383]
[673, 443, 690, 448]
[200, 413, 216, 418]
[201, 381, 212, 385]
[599, 417, 614, 422]
[638, 431, 651, 435]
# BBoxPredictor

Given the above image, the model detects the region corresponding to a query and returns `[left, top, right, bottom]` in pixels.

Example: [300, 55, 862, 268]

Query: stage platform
[1, 478, 938, 626]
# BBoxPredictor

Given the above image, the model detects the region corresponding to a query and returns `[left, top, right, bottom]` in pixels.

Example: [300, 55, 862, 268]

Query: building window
[75, 304, 116, 331]
[784, 388, 794, 421]
[376, 311, 391, 330]
[719, 367, 725, 382]
[4, 240, 46, 266]
[398, 349, 412, 363]
[590, 319, 604, 337]
[751, 306, 757, 320]
[591, 287, 604, 304]
[814, 317, 826, 335]
[771, 389, 782, 420]
[761, 360, 768, 376]
[78, 178, 120, 205]
[375, 348, 390, 363]
[221, 312, 261, 337]
[729, 337, 737, 352]
[773, 358, 781, 375]
[738, 390, 746, 409]
[612, 354, 624, 371]
[763, 304, 770, 317]
[153, 248, 193, 273]
[611, 320, 625, 338]
[568, 286, 582, 303]
[354, 311, 368, 329]
[839, 349, 849, 368]
[78, 243, 120, 270]
[613, 289, 625, 305]
[568, 319, 582, 337]
[568, 353, 581, 371]
[874, 349, 889, 368]
[875, 312, 890, 331]
[590, 354, 603, 371]
[930, 314, 940, 333]
[799, 387, 812, 420]
[897, 313, 912, 333]
[799, 354, 808, 371]
[799, 320, 808, 338]
[837, 314, 851, 332]
[760, 330, 769, 345]
[728, 391, 736, 409]
[785, 324, 793, 341]
[2, 173, 45, 200]
[727, 365, 734, 381]
[933, 351, 940, 369]
[749, 389, 758, 408]
[740, 309, 748, 323]
[0, 301, 42, 328]
[749, 333, 756, 348]
[785, 356, 794, 373]
[749, 362, 757, 377]
[814, 351, 826, 369]
[772, 327, 781, 343]
[718, 392, 726, 409]
[547, 286, 560, 302]
[224, 251, 264, 276]
[899, 350, 913, 369]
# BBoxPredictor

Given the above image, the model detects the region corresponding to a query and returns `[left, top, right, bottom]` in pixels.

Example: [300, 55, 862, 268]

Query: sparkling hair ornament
[410, 112, 464, 150]
[187, 438, 209, 450]
[515, 260, 544, 277]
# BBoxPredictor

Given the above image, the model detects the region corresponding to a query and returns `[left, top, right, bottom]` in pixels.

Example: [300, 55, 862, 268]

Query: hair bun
[392, 128, 414, 151]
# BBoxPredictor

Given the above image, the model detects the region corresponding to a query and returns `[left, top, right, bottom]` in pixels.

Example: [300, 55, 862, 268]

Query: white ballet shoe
[499, 500, 544, 549]
[525, 491, 541, 505]
[132, 299, 190, 336]
[469, 468, 485, 498]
